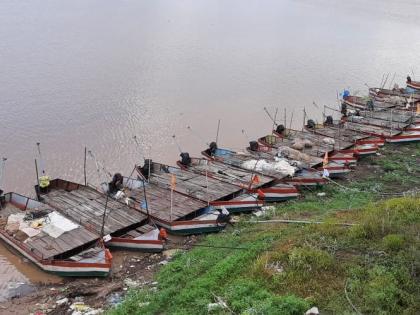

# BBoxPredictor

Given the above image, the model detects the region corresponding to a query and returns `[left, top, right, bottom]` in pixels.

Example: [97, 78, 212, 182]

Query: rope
[344, 279, 363, 315]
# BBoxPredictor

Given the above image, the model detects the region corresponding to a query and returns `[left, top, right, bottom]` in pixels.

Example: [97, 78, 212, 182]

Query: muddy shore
[0, 235, 199, 315]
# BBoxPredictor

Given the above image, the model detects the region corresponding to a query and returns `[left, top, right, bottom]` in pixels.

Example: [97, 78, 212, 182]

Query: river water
[0, 0, 419, 302]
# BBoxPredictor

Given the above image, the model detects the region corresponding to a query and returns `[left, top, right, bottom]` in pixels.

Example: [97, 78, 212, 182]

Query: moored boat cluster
[0, 78, 419, 277]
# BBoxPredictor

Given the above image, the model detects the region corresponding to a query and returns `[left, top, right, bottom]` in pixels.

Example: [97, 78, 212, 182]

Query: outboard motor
[216, 207, 231, 225]
[180, 152, 191, 166]
[209, 142, 218, 155]
[0, 189, 4, 208]
[341, 103, 347, 116]
[108, 173, 123, 195]
[249, 141, 259, 151]
[325, 116, 333, 125]
[307, 119, 316, 129]
[276, 124, 285, 135]
[139, 159, 154, 179]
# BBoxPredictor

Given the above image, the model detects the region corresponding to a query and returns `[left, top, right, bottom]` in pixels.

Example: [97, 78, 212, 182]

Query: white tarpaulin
[42, 211, 79, 238]
[241, 158, 296, 177]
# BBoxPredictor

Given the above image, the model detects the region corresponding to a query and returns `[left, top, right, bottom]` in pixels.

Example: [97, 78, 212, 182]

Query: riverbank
[0, 143, 419, 314]
[108, 143, 420, 314]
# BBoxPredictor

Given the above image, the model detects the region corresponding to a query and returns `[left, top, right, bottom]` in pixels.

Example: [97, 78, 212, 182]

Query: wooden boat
[36, 179, 164, 252]
[305, 125, 378, 157]
[176, 155, 304, 196]
[345, 115, 420, 132]
[354, 109, 419, 125]
[0, 192, 111, 277]
[264, 128, 358, 164]
[340, 121, 420, 143]
[304, 123, 379, 156]
[369, 87, 420, 104]
[406, 79, 420, 91]
[342, 95, 396, 111]
[117, 176, 226, 235]
[137, 161, 265, 211]
[244, 140, 350, 177]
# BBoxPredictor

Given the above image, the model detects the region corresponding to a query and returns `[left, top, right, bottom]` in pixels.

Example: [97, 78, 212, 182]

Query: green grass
[108, 143, 420, 315]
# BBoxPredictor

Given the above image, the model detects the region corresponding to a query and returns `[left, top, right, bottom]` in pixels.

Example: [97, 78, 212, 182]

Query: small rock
[159, 260, 168, 265]
[124, 278, 141, 288]
[305, 306, 320, 315]
[56, 297, 69, 305]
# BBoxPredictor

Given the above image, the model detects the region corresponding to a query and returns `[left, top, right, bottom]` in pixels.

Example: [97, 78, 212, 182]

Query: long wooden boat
[354, 109, 419, 125]
[36, 179, 164, 252]
[340, 121, 420, 143]
[342, 95, 396, 111]
[369, 87, 420, 105]
[244, 141, 350, 177]
[304, 123, 379, 156]
[176, 155, 305, 196]
[137, 161, 266, 211]
[407, 80, 420, 91]
[117, 176, 226, 235]
[0, 192, 111, 277]
[263, 128, 358, 164]
[345, 114, 418, 132]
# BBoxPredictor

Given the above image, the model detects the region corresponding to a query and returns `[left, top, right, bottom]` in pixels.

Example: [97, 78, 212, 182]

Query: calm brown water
[0, 0, 420, 302]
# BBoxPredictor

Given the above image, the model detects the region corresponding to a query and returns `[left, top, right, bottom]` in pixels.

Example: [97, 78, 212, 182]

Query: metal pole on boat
[302, 108, 306, 131]
[36, 142, 46, 176]
[34, 159, 41, 200]
[272, 108, 278, 133]
[205, 160, 209, 206]
[215, 119, 221, 145]
[388, 72, 396, 89]
[100, 193, 109, 239]
[0, 158, 6, 209]
[263, 107, 277, 127]
[84, 147, 87, 186]
[283, 108, 286, 129]
[289, 109, 294, 131]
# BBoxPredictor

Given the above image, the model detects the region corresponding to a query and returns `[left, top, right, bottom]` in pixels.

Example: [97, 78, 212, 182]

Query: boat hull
[0, 232, 111, 277]
[107, 237, 164, 252]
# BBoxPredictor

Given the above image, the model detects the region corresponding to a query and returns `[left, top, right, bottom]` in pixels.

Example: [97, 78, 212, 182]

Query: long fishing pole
[263, 107, 277, 126]
[87, 150, 112, 187]
[172, 134, 183, 153]
[288, 109, 294, 131]
[186, 125, 209, 146]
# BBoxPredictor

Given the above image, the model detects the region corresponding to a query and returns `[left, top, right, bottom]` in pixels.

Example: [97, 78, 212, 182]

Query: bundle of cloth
[241, 158, 296, 177]
[291, 138, 313, 150]
[276, 146, 314, 167]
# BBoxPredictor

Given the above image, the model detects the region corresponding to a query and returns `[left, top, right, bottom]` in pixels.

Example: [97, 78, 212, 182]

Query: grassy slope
[109, 143, 420, 315]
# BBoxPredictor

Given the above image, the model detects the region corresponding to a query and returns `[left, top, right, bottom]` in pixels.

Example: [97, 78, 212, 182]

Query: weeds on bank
[108, 144, 420, 314]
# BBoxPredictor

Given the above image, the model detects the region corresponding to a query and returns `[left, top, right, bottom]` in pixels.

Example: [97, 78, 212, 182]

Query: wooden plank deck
[187, 159, 275, 187]
[41, 181, 148, 236]
[126, 183, 207, 221]
[0, 201, 98, 259]
[347, 116, 409, 130]
[146, 163, 244, 201]
[343, 121, 401, 137]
